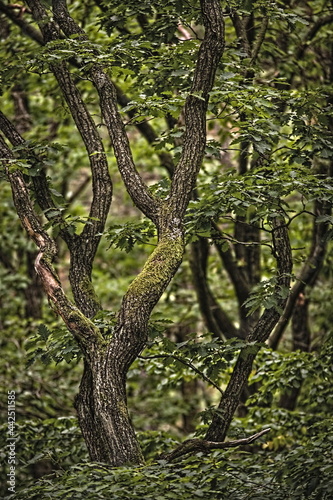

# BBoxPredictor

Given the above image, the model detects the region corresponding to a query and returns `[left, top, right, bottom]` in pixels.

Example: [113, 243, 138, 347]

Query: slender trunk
[206, 220, 292, 442]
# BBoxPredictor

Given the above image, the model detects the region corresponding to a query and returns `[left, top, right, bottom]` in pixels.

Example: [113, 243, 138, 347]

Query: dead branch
[159, 428, 271, 461]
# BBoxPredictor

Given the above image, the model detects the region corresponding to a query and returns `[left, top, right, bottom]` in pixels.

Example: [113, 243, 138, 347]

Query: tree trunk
[75, 356, 144, 465]
[206, 220, 292, 442]
[279, 293, 311, 410]
[2, 0, 225, 467]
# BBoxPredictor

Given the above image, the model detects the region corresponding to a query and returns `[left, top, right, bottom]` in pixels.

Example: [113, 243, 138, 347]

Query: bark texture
[206, 219, 293, 442]
[1, 0, 225, 465]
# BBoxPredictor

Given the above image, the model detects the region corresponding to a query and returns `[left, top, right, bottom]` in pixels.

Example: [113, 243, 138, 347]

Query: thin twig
[138, 354, 223, 395]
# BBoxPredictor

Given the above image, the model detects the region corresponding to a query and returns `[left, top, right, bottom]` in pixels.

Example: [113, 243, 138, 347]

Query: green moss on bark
[78, 275, 101, 312]
[126, 236, 184, 301]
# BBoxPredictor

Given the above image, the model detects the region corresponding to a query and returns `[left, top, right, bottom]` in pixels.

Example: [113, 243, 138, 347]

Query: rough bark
[0, 136, 103, 353]
[161, 428, 271, 462]
[270, 192, 332, 349]
[1, 0, 225, 466]
[206, 218, 292, 442]
[279, 293, 311, 410]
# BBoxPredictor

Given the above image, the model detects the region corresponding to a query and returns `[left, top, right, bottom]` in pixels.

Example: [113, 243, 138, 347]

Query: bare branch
[160, 428, 271, 461]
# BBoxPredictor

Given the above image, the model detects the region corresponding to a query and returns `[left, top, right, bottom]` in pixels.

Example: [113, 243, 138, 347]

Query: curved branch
[160, 428, 271, 461]
[52, 0, 160, 223]
[168, 0, 225, 216]
[0, 135, 102, 354]
[26, 0, 112, 239]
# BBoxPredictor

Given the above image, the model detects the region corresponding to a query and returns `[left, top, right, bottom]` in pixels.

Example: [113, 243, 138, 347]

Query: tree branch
[230, 12, 252, 58]
[160, 428, 271, 461]
[206, 217, 292, 442]
[51, 0, 160, 223]
[269, 198, 331, 349]
[250, 16, 268, 65]
[115, 84, 175, 176]
[139, 353, 224, 395]
[296, 14, 333, 61]
[168, 0, 225, 216]
[0, 0, 44, 44]
[0, 110, 74, 244]
[25, 0, 112, 317]
[189, 238, 241, 340]
[0, 134, 102, 353]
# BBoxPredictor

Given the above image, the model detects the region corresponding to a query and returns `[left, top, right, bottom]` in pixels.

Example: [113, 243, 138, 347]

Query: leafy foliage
[1, 0, 333, 498]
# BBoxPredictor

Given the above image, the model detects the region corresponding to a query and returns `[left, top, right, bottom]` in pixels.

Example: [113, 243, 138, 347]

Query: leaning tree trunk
[206, 219, 293, 442]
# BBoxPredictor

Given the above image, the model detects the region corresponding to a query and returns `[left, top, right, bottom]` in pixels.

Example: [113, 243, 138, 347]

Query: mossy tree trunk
[1, 0, 225, 465]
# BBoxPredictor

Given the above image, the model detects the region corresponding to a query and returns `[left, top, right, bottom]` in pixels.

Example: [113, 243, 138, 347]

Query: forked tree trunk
[2, 0, 225, 467]
[73, 231, 185, 464]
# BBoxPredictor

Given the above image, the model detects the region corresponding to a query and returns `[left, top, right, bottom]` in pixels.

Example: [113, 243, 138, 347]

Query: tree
[0, 0, 332, 475]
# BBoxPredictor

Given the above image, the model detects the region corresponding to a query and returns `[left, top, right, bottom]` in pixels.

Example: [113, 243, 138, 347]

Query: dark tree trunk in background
[24, 251, 44, 319]
[279, 294, 311, 410]
[206, 221, 292, 442]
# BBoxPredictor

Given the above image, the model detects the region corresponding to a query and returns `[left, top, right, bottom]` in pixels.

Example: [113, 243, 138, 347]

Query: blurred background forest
[0, 0, 333, 498]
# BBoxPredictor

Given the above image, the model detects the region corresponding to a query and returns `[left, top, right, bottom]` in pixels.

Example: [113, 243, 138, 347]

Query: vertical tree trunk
[75, 356, 144, 465]
[279, 293, 311, 410]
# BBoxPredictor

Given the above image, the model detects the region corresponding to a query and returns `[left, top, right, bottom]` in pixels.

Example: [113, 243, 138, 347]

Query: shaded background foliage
[0, 0, 333, 498]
